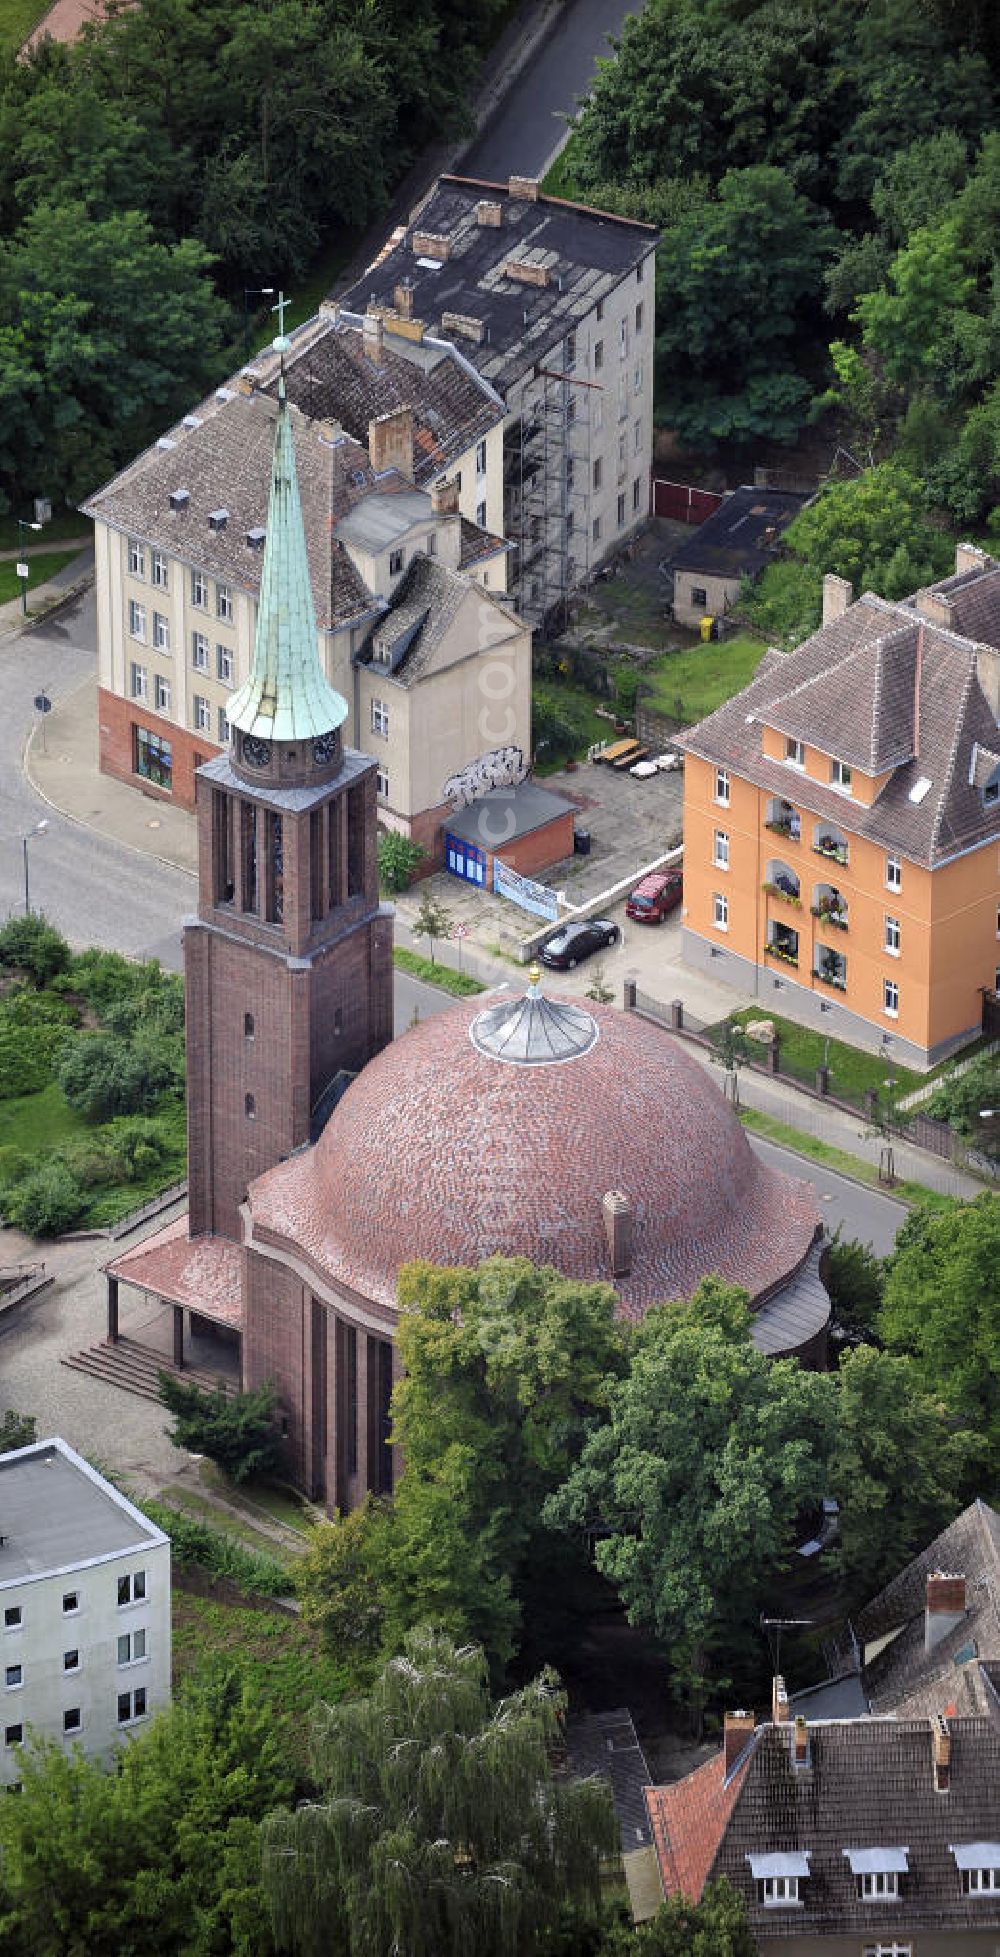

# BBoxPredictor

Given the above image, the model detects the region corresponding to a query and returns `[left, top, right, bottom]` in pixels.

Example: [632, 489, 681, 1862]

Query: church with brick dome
[105, 342, 829, 1512]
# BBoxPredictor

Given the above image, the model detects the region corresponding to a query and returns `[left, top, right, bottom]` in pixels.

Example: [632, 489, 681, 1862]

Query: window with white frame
[128, 600, 146, 641]
[4, 1723, 22, 1746]
[117, 1571, 146, 1607]
[593, 457, 602, 490]
[785, 736, 805, 767]
[130, 662, 147, 701]
[62, 1591, 79, 1614]
[619, 319, 628, 359]
[886, 855, 902, 892]
[860, 1871, 899, 1900]
[565, 331, 576, 370]
[964, 1867, 1000, 1893]
[884, 915, 901, 955]
[883, 978, 899, 1017]
[216, 583, 233, 622]
[191, 568, 208, 609]
[593, 517, 601, 543]
[634, 363, 643, 395]
[192, 632, 209, 671]
[863, 1945, 911, 1957]
[476, 500, 487, 529]
[153, 611, 170, 652]
[475, 438, 487, 475]
[634, 418, 642, 455]
[371, 698, 389, 737]
[218, 707, 230, 744]
[427, 532, 437, 557]
[4, 1665, 21, 1690]
[831, 758, 853, 791]
[376, 767, 389, 800]
[117, 1629, 147, 1666]
[617, 493, 626, 527]
[692, 586, 707, 608]
[761, 1876, 799, 1906]
[633, 478, 642, 511]
[715, 767, 731, 806]
[714, 829, 730, 869]
[63, 1650, 79, 1673]
[154, 675, 171, 714]
[63, 1707, 81, 1733]
[594, 339, 604, 371]
[117, 1688, 147, 1724]
[128, 539, 145, 578]
[635, 301, 643, 333]
[714, 892, 729, 929]
[151, 551, 168, 590]
[193, 695, 211, 732]
[217, 643, 233, 684]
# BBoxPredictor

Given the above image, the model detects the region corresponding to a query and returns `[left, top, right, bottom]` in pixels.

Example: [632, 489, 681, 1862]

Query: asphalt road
[464, 0, 644, 181]
[750, 1136, 907, 1256]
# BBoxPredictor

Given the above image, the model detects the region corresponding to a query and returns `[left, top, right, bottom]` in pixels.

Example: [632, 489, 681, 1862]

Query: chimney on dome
[368, 407, 414, 482]
[723, 1709, 754, 1778]
[602, 1191, 634, 1278]
[431, 478, 459, 517]
[822, 573, 852, 626]
[363, 311, 385, 366]
[925, 1572, 967, 1653]
[772, 1675, 790, 1725]
[933, 1713, 951, 1792]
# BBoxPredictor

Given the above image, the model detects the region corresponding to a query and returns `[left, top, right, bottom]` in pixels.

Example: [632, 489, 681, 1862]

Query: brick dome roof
[247, 994, 819, 1319]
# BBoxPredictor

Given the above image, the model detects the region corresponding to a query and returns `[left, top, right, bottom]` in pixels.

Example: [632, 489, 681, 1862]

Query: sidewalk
[0, 543, 94, 643]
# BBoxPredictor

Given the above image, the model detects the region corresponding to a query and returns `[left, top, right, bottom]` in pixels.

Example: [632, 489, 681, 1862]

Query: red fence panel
[652, 478, 725, 525]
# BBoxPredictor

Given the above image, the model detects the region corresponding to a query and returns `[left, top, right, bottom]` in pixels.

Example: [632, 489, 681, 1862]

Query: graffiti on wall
[442, 745, 526, 810]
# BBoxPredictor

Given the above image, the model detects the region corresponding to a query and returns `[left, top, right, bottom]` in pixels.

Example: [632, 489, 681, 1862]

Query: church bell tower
[184, 340, 393, 1242]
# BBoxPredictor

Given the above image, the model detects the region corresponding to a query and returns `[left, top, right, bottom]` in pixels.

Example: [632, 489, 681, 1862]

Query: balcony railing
[811, 904, 848, 930]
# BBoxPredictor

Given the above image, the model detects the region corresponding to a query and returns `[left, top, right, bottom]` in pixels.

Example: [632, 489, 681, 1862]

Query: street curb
[739, 1116, 915, 1210]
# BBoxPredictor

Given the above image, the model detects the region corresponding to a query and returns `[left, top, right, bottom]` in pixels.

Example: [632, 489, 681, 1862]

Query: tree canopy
[878, 1193, 1000, 1482]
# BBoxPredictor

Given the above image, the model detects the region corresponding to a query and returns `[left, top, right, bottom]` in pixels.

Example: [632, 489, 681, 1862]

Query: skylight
[908, 776, 932, 804]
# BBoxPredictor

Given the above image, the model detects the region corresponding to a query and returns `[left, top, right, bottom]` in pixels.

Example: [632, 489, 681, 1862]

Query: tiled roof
[356, 553, 516, 688]
[650, 1715, 1000, 1938]
[246, 996, 820, 1323]
[856, 1500, 1000, 1718]
[248, 309, 504, 482]
[920, 563, 1000, 647]
[669, 487, 808, 580]
[344, 175, 657, 396]
[105, 1213, 243, 1330]
[682, 591, 1000, 867]
[566, 1709, 654, 1852]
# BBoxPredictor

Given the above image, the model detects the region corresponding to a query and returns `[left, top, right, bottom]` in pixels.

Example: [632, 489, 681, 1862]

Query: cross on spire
[271, 291, 290, 341]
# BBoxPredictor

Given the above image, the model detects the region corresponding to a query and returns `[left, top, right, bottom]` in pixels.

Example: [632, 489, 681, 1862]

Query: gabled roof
[648, 1714, 1000, 1936]
[344, 174, 657, 396]
[682, 590, 1000, 868]
[356, 552, 518, 688]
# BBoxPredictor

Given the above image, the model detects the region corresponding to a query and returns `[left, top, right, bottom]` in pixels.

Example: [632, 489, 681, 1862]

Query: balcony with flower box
[812, 823, 849, 869]
[814, 947, 848, 992]
[763, 861, 802, 910]
[764, 923, 799, 969]
[765, 797, 801, 844]
[811, 883, 849, 931]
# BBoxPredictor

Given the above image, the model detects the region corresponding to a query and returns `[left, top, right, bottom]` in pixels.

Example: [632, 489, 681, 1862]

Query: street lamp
[22, 820, 48, 915]
[17, 519, 42, 616]
[243, 286, 275, 360]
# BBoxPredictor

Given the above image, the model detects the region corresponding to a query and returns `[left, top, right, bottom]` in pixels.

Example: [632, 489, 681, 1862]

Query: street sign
[16, 562, 28, 580]
[33, 695, 51, 715]
[454, 922, 468, 939]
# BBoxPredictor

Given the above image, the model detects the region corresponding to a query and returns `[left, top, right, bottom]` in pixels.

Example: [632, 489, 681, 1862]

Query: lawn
[541, 132, 585, 202]
[0, 0, 48, 53]
[0, 1081, 85, 1156]
[155, 1485, 300, 1564]
[0, 551, 81, 605]
[714, 1007, 928, 1108]
[534, 674, 615, 771]
[172, 1579, 349, 1767]
[640, 634, 770, 725]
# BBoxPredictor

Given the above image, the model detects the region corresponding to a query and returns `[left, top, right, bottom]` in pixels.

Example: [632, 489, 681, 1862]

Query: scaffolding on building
[505, 326, 597, 636]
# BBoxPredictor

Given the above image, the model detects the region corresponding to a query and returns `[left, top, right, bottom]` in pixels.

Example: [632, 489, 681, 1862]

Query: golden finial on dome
[528, 961, 542, 992]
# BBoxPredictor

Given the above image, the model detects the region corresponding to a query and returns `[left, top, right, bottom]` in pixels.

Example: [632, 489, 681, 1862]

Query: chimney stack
[955, 541, 993, 577]
[509, 175, 540, 202]
[363, 311, 385, 366]
[476, 200, 503, 228]
[772, 1675, 790, 1726]
[602, 1191, 634, 1278]
[925, 1572, 966, 1654]
[822, 573, 853, 626]
[394, 278, 415, 321]
[723, 1709, 754, 1777]
[793, 1715, 809, 1767]
[368, 406, 415, 483]
[933, 1713, 951, 1793]
[431, 478, 459, 518]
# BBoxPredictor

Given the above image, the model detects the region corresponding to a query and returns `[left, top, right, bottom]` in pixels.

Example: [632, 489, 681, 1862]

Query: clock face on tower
[312, 731, 338, 764]
[241, 735, 272, 769]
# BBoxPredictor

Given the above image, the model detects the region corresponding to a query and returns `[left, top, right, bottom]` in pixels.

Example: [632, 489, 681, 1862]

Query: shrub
[57, 1031, 180, 1123]
[532, 681, 590, 760]
[158, 1375, 282, 1483]
[139, 1499, 292, 1596]
[0, 915, 71, 985]
[378, 831, 425, 894]
[0, 1411, 37, 1454]
[2, 1162, 85, 1236]
[615, 664, 640, 714]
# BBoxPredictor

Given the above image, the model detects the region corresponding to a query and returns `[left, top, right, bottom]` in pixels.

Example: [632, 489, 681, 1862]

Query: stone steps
[62, 1337, 237, 1404]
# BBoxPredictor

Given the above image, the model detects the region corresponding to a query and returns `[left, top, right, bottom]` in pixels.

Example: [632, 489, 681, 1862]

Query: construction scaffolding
[505, 328, 596, 635]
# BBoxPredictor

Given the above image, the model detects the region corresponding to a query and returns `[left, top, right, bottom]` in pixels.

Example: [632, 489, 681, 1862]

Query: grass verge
[715, 1007, 927, 1108]
[393, 945, 485, 995]
[0, 1081, 85, 1154]
[0, 0, 49, 54]
[541, 132, 585, 201]
[0, 551, 80, 605]
[738, 1106, 955, 1211]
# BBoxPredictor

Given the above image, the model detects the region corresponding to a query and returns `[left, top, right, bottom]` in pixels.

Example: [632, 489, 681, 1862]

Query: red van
[625, 868, 683, 923]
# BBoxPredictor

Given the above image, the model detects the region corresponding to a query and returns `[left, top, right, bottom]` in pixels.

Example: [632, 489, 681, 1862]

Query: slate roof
[855, 1501, 1000, 1719]
[356, 553, 515, 688]
[647, 1714, 1000, 1938]
[681, 590, 1000, 868]
[248, 308, 505, 482]
[343, 175, 658, 397]
[566, 1709, 654, 1853]
[669, 487, 808, 581]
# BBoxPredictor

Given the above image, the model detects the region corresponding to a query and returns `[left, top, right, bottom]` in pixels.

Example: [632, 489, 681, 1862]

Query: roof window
[208, 509, 229, 532]
[844, 1848, 908, 1900]
[169, 489, 190, 512]
[952, 1844, 1000, 1893]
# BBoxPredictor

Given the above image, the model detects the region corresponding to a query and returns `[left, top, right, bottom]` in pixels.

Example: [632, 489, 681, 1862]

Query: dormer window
[844, 1848, 908, 1899]
[951, 1844, 1000, 1893]
[748, 1852, 809, 1905]
[785, 737, 805, 768]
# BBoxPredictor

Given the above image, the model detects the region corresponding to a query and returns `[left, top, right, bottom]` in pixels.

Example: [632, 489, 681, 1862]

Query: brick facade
[98, 687, 219, 812]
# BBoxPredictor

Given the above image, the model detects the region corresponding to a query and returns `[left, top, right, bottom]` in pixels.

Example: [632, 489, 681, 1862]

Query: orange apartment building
[680, 549, 1000, 1067]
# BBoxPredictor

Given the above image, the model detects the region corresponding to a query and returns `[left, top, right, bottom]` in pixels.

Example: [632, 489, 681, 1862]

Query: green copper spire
[227, 375, 348, 743]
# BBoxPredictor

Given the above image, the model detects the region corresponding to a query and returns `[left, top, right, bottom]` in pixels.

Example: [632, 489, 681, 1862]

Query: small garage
[444, 780, 576, 888]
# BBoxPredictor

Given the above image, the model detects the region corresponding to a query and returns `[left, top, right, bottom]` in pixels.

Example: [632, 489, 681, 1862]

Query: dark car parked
[539, 918, 620, 969]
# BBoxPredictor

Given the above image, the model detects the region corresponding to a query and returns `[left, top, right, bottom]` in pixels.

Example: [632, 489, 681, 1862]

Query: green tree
[854, 219, 977, 393]
[412, 887, 451, 965]
[601, 1880, 755, 1955]
[710, 1019, 754, 1105]
[57, 1031, 180, 1123]
[1, 1161, 84, 1237]
[544, 1280, 833, 1705]
[0, 1662, 289, 1957]
[296, 1498, 395, 1675]
[0, 1411, 36, 1454]
[823, 1233, 885, 1348]
[378, 829, 425, 894]
[0, 914, 70, 985]
[870, 129, 970, 248]
[260, 1626, 617, 1957]
[780, 464, 953, 600]
[158, 1374, 281, 1483]
[879, 1194, 1000, 1483]
[828, 1344, 978, 1603]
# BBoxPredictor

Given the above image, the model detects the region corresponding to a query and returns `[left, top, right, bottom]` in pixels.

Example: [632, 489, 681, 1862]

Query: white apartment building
[344, 173, 659, 627]
[0, 1438, 171, 1787]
